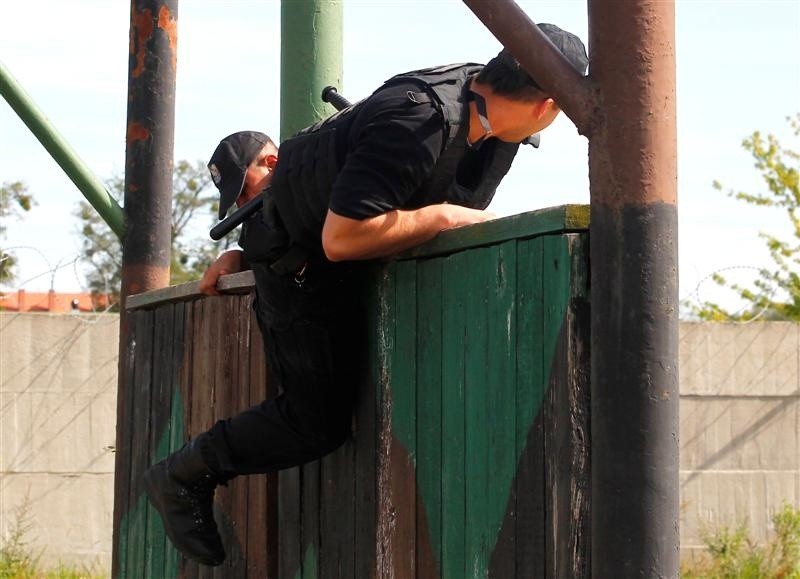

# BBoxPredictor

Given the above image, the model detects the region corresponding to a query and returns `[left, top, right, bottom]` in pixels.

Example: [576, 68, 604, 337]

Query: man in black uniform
[145, 23, 588, 566]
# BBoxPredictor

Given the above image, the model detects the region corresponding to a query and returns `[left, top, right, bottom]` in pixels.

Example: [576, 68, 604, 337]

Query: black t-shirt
[328, 80, 492, 220]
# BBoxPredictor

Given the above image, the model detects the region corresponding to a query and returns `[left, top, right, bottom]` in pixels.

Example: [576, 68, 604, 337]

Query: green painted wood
[415, 257, 444, 574]
[441, 251, 468, 579]
[144, 305, 174, 578]
[126, 310, 154, 578]
[354, 268, 380, 579]
[389, 259, 418, 576]
[400, 204, 589, 261]
[464, 246, 491, 576]
[486, 240, 518, 579]
[513, 237, 546, 578]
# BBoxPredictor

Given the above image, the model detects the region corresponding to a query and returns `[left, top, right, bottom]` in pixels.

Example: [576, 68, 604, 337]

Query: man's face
[501, 98, 560, 143]
[238, 144, 279, 206]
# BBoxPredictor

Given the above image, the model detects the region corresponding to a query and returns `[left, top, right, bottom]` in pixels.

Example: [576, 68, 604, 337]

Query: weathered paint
[588, 0, 679, 575]
[126, 122, 151, 143]
[129, 8, 154, 79]
[117, 206, 591, 578]
[157, 5, 178, 73]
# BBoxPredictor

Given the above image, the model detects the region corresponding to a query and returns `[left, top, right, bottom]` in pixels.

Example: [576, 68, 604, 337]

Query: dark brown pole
[588, 0, 679, 576]
[112, 1, 178, 575]
[462, 0, 596, 136]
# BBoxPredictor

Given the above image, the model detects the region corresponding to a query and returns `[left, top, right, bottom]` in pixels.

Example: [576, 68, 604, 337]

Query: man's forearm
[321, 204, 492, 262]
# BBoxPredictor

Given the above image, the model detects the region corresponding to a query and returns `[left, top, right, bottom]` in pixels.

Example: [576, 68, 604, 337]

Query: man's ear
[266, 154, 278, 170]
[533, 98, 558, 120]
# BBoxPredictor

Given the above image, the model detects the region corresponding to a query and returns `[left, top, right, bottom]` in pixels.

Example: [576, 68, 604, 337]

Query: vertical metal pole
[588, 0, 679, 576]
[112, 1, 178, 576]
[280, 0, 343, 140]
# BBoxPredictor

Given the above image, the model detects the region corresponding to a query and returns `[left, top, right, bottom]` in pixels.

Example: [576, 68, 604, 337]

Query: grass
[682, 503, 800, 579]
[0, 497, 107, 579]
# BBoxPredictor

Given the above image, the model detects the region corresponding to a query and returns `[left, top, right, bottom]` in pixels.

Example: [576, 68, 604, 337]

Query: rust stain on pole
[129, 7, 154, 79]
[157, 5, 178, 72]
[463, 0, 597, 136]
[589, 2, 677, 208]
[126, 121, 150, 143]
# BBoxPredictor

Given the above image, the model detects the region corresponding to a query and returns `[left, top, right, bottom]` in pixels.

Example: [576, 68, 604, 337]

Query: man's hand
[199, 250, 246, 296]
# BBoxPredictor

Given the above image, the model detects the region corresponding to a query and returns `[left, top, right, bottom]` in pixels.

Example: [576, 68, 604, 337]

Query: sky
[1, 0, 799, 313]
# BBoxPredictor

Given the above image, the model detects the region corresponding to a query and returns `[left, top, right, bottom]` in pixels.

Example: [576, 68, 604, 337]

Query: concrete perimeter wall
[0, 312, 118, 572]
[679, 322, 799, 554]
[0, 313, 798, 569]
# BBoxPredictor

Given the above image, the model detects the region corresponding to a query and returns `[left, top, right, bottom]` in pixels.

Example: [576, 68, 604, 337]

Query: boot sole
[143, 462, 225, 567]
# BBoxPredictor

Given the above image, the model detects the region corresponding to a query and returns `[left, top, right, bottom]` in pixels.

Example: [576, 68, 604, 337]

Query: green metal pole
[0, 60, 124, 239]
[280, 0, 343, 141]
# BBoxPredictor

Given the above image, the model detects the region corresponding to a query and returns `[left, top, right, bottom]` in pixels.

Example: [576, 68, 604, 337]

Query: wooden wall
[115, 205, 591, 578]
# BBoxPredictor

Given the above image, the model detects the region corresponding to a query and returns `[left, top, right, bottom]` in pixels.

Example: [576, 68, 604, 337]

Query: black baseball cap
[497, 23, 589, 89]
[208, 131, 273, 219]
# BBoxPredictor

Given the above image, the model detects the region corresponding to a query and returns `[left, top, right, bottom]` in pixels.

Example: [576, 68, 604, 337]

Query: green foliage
[687, 113, 800, 321]
[0, 496, 107, 579]
[76, 159, 233, 308]
[0, 181, 36, 285]
[682, 503, 800, 578]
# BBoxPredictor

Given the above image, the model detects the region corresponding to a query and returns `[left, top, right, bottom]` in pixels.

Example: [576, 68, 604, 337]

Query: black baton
[209, 86, 353, 240]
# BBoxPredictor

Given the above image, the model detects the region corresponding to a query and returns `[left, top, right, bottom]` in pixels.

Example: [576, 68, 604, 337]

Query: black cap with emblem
[207, 131, 272, 219]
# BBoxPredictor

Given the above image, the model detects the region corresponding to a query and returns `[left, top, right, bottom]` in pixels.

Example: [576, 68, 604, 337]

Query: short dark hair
[476, 23, 589, 101]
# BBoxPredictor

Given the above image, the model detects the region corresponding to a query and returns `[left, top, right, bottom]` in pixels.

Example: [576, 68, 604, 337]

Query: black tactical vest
[269, 63, 520, 255]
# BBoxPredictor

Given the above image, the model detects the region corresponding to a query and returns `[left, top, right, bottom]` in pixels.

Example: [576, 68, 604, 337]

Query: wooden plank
[354, 267, 380, 579]
[126, 310, 155, 578]
[375, 265, 396, 577]
[484, 240, 518, 579]
[165, 301, 187, 578]
[245, 295, 275, 579]
[543, 234, 591, 578]
[415, 257, 443, 577]
[301, 461, 321, 579]
[113, 309, 139, 578]
[214, 295, 247, 579]
[399, 205, 588, 261]
[186, 298, 213, 579]
[441, 251, 468, 579]
[126, 270, 255, 310]
[229, 295, 252, 578]
[145, 304, 175, 578]
[320, 441, 356, 579]
[387, 260, 417, 577]
[279, 467, 302, 579]
[513, 237, 546, 579]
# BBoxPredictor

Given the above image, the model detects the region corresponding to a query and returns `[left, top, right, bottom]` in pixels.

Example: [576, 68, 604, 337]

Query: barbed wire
[0, 246, 120, 319]
[680, 264, 787, 323]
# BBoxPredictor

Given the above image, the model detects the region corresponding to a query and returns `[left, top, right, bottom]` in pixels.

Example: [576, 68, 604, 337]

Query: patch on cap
[209, 163, 222, 186]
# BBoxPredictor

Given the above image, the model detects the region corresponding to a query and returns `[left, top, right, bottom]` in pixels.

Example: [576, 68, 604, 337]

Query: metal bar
[112, 2, 178, 575]
[0, 61, 125, 239]
[588, 0, 679, 575]
[280, 0, 343, 141]
[462, 0, 596, 136]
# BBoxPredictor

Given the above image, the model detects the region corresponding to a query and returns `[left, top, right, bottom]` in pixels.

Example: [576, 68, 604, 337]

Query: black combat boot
[144, 435, 226, 566]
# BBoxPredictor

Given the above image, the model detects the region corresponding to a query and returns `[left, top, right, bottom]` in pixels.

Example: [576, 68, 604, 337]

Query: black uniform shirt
[328, 80, 495, 220]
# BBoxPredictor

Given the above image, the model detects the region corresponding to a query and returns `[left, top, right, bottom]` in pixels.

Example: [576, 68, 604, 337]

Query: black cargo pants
[205, 257, 365, 477]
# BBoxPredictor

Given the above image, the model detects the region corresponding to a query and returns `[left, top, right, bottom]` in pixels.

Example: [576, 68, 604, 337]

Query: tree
[77, 159, 235, 306]
[0, 181, 35, 285]
[688, 114, 800, 321]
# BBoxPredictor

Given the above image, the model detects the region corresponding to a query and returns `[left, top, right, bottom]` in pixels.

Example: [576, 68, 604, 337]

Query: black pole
[112, 2, 178, 576]
[588, 0, 680, 575]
